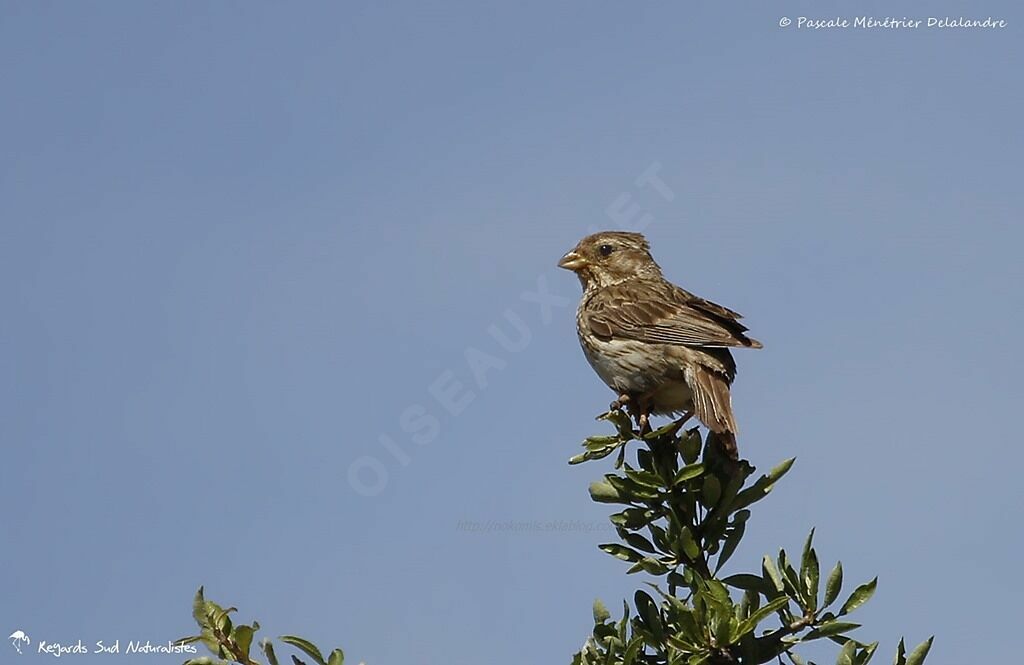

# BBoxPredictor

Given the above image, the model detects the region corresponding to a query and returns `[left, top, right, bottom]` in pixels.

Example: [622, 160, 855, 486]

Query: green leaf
[893, 638, 906, 665]
[905, 637, 933, 665]
[584, 435, 620, 449]
[607, 474, 660, 500]
[593, 599, 611, 624]
[805, 621, 862, 639]
[628, 556, 671, 575]
[650, 420, 685, 439]
[721, 574, 769, 593]
[763, 555, 784, 592]
[735, 596, 789, 639]
[232, 625, 254, 660]
[623, 532, 658, 554]
[768, 457, 796, 482]
[198, 627, 220, 655]
[172, 636, 201, 646]
[327, 648, 345, 665]
[778, 550, 803, 602]
[279, 636, 327, 665]
[701, 475, 722, 507]
[599, 543, 644, 562]
[192, 587, 207, 626]
[609, 509, 638, 529]
[716, 521, 746, 572]
[839, 578, 877, 616]
[732, 459, 796, 511]
[648, 523, 672, 552]
[261, 639, 280, 665]
[634, 590, 664, 642]
[803, 547, 820, 612]
[589, 480, 625, 503]
[625, 467, 665, 489]
[824, 561, 844, 607]
[837, 639, 857, 665]
[623, 637, 644, 665]
[673, 463, 705, 485]
[855, 641, 879, 665]
[679, 429, 702, 463]
[800, 529, 815, 580]
[706, 579, 732, 607]
[680, 527, 700, 560]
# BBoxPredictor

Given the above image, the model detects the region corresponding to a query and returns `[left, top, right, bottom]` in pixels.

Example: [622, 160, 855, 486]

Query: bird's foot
[609, 394, 631, 412]
[637, 412, 652, 437]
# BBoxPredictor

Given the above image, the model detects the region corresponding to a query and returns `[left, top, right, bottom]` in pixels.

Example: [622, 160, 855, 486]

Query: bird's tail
[707, 431, 739, 461]
[687, 367, 740, 460]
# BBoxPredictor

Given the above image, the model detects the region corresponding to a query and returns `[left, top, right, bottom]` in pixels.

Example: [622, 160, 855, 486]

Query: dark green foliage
[570, 414, 933, 665]
[176, 587, 345, 665]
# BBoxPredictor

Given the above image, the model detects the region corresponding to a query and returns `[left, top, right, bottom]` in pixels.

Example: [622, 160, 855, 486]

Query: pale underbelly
[581, 337, 694, 414]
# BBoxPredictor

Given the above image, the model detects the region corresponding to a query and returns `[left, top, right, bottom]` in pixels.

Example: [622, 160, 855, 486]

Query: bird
[558, 231, 761, 459]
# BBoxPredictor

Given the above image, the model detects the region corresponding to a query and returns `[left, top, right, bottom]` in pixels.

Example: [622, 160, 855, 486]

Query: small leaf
[233, 625, 254, 660]
[625, 467, 665, 489]
[855, 641, 879, 665]
[892, 638, 907, 665]
[673, 463, 705, 485]
[763, 555, 784, 592]
[680, 527, 700, 560]
[634, 590, 664, 641]
[701, 475, 722, 507]
[628, 556, 670, 575]
[800, 529, 815, 585]
[679, 429, 702, 463]
[721, 574, 769, 593]
[768, 457, 796, 482]
[589, 480, 625, 503]
[716, 520, 746, 572]
[327, 648, 345, 665]
[262, 639, 281, 665]
[824, 561, 844, 607]
[623, 532, 658, 554]
[806, 621, 862, 639]
[279, 636, 327, 665]
[837, 639, 857, 665]
[803, 547, 820, 612]
[623, 637, 644, 665]
[839, 578, 877, 616]
[607, 474, 660, 500]
[192, 587, 208, 627]
[593, 599, 611, 624]
[735, 596, 789, 638]
[905, 637, 934, 665]
[584, 435, 621, 449]
[599, 543, 644, 562]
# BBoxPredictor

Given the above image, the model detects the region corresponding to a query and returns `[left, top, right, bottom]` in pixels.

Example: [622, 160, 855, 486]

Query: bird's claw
[609, 394, 631, 412]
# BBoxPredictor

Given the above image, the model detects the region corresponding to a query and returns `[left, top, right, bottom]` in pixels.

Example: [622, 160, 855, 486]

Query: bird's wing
[585, 280, 762, 349]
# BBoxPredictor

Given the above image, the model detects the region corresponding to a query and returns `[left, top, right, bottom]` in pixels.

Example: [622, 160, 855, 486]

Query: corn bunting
[559, 231, 761, 458]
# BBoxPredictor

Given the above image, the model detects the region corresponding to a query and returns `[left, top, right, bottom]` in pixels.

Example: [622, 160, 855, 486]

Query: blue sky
[1, 2, 1021, 664]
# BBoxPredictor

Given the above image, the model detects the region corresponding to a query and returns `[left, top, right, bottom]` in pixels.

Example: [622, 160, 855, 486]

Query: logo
[9, 630, 30, 654]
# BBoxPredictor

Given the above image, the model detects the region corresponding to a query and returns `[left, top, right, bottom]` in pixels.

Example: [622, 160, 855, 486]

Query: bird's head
[558, 231, 661, 288]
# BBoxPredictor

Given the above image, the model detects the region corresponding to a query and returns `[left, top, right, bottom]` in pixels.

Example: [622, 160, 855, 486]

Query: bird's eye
[599, 244, 614, 256]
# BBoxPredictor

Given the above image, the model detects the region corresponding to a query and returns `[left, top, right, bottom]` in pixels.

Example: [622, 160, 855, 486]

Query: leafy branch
[175, 587, 348, 665]
[570, 411, 933, 665]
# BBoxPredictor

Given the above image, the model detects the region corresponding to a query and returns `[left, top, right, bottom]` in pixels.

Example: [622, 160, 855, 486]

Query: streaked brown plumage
[558, 231, 761, 458]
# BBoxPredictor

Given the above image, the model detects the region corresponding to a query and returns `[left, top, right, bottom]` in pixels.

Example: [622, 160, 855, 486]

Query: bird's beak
[558, 250, 586, 271]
